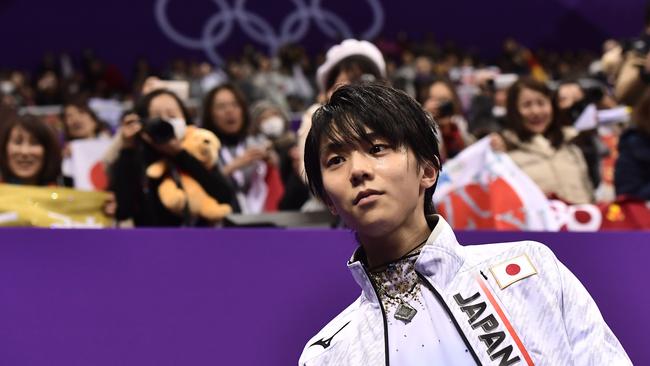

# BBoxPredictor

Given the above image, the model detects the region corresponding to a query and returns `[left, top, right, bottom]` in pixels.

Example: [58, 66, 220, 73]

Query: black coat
[111, 145, 236, 227]
[614, 127, 650, 200]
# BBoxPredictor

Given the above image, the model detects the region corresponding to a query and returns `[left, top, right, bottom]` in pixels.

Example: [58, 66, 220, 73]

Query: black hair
[324, 55, 383, 92]
[554, 78, 583, 100]
[0, 114, 62, 185]
[134, 88, 192, 124]
[304, 83, 441, 215]
[119, 108, 137, 122]
[60, 97, 109, 141]
[553, 79, 585, 126]
[200, 83, 250, 146]
[505, 77, 564, 148]
[633, 87, 650, 137]
[419, 77, 464, 116]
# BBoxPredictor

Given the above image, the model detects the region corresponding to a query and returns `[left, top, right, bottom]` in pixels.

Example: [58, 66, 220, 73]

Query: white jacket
[299, 216, 631, 366]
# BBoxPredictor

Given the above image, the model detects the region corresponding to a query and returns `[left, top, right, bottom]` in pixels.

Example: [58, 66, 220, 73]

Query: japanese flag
[68, 138, 112, 191]
[489, 254, 538, 289]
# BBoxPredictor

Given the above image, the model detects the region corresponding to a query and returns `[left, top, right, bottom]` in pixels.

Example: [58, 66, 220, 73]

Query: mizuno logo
[310, 321, 351, 349]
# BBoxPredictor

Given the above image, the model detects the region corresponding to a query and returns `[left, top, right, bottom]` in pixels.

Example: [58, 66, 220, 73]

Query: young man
[295, 38, 387, 200]
[299, 83, 631, 365]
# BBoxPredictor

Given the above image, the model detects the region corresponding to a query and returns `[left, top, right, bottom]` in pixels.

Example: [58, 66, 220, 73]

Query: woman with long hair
[201, 83, 283, 213]
[111, 88, 235, 226]
[492, 77, 593, 204]
[0, 113, 62, 186]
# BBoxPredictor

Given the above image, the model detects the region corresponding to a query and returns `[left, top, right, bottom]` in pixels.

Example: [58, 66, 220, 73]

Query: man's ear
[420, 162, 439, 190]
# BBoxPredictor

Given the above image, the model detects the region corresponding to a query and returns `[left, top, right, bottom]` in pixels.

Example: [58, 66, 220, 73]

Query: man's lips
[353, 189, 383, 205]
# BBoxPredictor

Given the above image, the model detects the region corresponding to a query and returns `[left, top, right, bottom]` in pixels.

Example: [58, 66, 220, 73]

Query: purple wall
[0, 0, 646, 73]
[0, 228, 647, 365]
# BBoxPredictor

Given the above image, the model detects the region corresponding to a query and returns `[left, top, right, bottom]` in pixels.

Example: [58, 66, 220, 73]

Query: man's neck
[359, 213, 432, 269]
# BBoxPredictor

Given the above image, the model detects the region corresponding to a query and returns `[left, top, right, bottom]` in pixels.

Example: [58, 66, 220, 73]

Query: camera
[142, 117, 186, 144]
[437, 100, 455, 118]
[622, 35, 650, 55]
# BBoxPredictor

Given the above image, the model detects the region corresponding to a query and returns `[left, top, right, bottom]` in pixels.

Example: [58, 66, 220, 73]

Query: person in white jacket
[299, 83, 631, 365]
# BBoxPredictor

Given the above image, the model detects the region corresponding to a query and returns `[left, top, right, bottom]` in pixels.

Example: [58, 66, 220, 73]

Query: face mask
[168, 117, 187, 140]
[492, 106, 506, 118]
[0, 81, 15, 94]
[260, 116, 285, 138]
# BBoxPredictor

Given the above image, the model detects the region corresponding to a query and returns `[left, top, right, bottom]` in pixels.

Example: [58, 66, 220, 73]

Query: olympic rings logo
[155, 0, 384, 65]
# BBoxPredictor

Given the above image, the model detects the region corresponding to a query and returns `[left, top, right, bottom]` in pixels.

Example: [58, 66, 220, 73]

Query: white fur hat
[316, 39, 386, 92]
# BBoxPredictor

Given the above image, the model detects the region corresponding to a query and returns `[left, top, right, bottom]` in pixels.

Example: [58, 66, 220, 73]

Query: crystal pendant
[394, 302, 417, 323]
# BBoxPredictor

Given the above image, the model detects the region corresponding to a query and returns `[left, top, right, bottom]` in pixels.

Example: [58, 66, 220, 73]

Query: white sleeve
[555, 257, 632, 365]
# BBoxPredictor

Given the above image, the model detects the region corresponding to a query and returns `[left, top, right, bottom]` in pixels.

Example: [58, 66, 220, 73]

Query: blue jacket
[615, 128, 650, 200]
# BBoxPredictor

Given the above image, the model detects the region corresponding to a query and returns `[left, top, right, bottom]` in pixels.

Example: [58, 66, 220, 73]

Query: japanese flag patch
[489, 254, 538, 289]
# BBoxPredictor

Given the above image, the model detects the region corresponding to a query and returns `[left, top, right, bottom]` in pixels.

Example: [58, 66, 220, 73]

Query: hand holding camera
[119, 115, 184, 156]
[140, 132, 182, 157]
[120, 113, 142, 148]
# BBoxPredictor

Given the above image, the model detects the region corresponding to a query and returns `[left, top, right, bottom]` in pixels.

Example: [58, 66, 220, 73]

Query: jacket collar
[503, 127, 577, 157]
[347, 215, 465, 306]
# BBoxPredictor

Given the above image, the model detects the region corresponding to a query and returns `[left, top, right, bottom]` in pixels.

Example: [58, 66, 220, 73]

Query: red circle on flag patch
[90, 162, 108, 190]
[506, 263, 521, 276]
[574, 210, 592, 224]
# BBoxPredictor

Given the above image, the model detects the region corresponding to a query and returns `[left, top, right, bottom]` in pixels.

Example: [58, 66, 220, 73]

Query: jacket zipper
[362, 266, 390, 366]
[417, 272, 483, 365]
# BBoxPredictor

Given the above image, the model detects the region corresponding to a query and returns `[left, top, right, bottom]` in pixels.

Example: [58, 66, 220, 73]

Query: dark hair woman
[0, 114, 62, 186]
[201, 83, 283, 213]
[110, 88, 235, 226]
[421, 78, 474, 159]
[491, 77, 593, 204]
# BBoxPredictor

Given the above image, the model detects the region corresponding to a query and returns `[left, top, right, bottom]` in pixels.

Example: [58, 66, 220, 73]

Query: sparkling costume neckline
[368, 253, 422, 323]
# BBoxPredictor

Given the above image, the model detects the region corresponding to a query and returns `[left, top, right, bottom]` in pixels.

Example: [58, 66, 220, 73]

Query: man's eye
[369, 144, 388, 154]
[326, 156, 344, 167]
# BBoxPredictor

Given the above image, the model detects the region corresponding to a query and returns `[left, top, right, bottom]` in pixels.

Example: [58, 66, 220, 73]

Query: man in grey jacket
[299, 83, 630, 365]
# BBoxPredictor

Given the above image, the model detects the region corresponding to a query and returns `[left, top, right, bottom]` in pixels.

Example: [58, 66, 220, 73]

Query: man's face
[319, 128, 436, 238]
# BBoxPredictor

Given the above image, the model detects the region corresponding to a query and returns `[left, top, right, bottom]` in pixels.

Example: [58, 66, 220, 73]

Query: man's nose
[349, 152, 373, 186]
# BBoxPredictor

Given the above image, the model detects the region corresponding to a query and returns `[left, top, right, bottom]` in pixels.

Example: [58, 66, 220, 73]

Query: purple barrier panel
[0, 228, 647, 365]
[0, 229, 359, 366]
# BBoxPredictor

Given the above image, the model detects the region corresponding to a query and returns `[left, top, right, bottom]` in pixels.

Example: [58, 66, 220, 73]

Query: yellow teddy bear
[146, 126, 232, 222]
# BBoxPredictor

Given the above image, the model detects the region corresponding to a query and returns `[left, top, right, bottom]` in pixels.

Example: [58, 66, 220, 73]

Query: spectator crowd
[1, 15, 650, 228]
